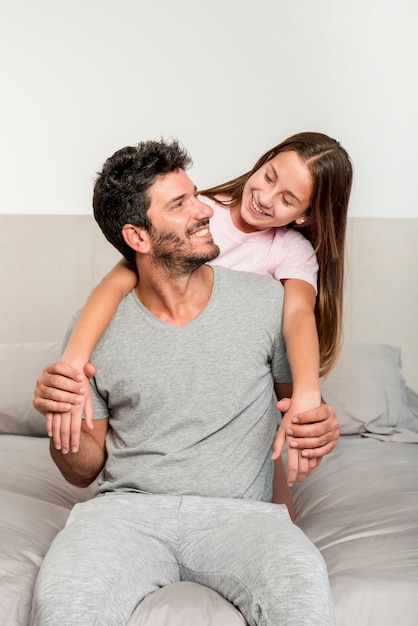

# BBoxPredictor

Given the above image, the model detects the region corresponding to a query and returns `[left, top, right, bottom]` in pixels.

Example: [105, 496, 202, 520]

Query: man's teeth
[252, 199, 267, 215]
[192, 227, 210, 238]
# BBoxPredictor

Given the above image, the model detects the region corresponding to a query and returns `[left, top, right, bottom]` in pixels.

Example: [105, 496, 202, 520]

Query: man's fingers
[33, 379, 85, 416]
[299, 440, 339, 459]
[276, 397, 291, 414]
[84, 362, 97, 378]
[43, 361, 84, 382]
[39, 384, 84, 404]
[291, 404, 337, 426]
[38, 373, 86, 398]
[34, 396, 74, 416]
[290, 430, 337, 449]
[288, 419, 339, 444]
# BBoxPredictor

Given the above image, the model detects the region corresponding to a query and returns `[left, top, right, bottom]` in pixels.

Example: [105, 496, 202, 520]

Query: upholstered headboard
[1, 216, 417, 392]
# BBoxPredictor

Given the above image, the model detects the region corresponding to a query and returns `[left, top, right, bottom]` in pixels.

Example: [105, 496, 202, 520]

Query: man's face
[146, 169, 220, 274]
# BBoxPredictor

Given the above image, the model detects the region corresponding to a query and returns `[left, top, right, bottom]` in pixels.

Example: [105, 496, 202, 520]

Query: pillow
[320, 342, 418, 441]
[129, 581, 246, 625]
[0, 342, 62, 436]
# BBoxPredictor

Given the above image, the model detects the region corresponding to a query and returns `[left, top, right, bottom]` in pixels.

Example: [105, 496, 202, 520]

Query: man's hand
[272, 399, 339, 486]
[33, 361, 96, 454]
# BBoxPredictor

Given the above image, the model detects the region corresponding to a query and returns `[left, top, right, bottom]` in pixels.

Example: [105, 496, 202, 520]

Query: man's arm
[50, 416, 108, 488]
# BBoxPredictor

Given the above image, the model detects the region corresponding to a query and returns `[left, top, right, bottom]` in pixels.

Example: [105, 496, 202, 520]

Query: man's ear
[122, 224, 151, 253]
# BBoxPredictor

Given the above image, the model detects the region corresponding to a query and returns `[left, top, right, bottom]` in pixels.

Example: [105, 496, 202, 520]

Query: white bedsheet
[293, 436, 418, 626]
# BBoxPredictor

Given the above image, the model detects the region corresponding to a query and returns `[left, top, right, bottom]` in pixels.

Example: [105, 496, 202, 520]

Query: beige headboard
[1, 215, 417, 392]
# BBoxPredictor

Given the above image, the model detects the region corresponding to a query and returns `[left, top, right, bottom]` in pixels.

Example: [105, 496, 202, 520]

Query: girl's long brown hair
[199, 132, 353, 377]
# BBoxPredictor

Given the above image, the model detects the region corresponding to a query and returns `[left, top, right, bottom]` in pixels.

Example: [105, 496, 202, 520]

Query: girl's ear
[295, 205, 313, 225]
[122, 224, 151, 254]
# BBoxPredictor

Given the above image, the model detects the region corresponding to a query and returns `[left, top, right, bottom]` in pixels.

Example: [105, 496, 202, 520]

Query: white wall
[1, 0, 417, 217]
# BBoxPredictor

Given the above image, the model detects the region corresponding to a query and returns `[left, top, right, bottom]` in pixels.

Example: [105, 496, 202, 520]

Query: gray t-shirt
[79, 265, 290, 501]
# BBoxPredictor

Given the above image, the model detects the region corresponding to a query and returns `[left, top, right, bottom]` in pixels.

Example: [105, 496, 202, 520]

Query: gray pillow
[0, 341, 61, 436]
[320, 342, 418, 441]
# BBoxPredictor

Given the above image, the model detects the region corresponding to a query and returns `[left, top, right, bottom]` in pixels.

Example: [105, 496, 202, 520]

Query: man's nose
[193, 196, 214, 219]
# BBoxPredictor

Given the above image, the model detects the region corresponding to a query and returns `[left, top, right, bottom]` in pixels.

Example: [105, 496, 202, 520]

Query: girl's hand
[272, 409, 311, 486]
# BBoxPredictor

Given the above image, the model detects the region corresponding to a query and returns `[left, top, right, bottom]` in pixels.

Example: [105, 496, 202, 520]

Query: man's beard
[148, 221, 220, 277]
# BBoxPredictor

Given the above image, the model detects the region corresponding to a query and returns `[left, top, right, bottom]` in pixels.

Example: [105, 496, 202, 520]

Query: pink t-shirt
[203, 196, 318, 292]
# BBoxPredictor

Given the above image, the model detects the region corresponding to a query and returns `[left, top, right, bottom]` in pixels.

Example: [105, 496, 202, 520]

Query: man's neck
[134, 264, 214, 327]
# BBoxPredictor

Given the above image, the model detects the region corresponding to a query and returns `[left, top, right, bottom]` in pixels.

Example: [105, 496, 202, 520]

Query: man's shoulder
[215, 265, 279, 288]
[214, 266, 283, 304]
[212, 267, 284, 334]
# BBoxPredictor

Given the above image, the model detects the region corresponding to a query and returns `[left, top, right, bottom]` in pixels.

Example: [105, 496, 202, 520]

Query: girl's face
[238, 150, 313, 232]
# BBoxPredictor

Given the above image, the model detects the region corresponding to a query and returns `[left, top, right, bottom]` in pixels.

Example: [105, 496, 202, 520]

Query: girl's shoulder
[272, 226, 315, 253]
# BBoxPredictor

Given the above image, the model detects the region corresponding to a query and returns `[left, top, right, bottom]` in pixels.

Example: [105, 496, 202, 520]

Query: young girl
[46, 131, 352, 516]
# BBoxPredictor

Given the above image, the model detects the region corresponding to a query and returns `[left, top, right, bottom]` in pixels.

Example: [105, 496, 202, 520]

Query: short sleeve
[273, 229, 318, 293]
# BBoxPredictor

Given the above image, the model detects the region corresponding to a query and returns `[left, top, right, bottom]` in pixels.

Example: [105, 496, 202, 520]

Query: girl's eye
[265, 173, 273, 184]
[282, 196, 290, 207]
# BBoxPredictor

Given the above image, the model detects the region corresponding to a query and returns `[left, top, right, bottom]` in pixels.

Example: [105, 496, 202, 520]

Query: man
[31, 139, 336, 625]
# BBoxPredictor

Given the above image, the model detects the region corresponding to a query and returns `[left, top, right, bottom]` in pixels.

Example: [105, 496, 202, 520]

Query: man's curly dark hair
[93, 138, 192, 261]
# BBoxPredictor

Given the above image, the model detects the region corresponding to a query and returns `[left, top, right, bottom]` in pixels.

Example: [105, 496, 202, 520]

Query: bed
[1, 339, 417, 626]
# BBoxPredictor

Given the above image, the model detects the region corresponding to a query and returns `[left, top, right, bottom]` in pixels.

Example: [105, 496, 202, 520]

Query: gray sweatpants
[30, 493, 334, 626]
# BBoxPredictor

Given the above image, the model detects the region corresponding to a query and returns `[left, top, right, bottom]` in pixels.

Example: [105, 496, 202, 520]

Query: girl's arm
[50, 258, 137, 454]
[280, 279, 322, 412]
[271, 280, 322, 488]
[62, 258, 138, 367]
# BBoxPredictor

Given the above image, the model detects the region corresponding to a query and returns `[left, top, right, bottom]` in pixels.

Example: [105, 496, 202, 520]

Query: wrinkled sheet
[0, 436, 96, 626]
[293, 436, 418, 626]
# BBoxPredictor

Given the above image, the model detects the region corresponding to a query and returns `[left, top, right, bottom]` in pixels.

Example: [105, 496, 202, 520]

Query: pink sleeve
[273, 230, 318, 293]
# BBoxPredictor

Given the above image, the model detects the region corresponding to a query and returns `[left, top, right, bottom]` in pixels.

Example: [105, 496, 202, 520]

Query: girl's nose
[258, 188, 276, 208]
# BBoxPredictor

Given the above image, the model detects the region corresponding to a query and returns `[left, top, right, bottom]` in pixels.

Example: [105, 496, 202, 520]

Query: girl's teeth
[252, 199, 266, 215]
